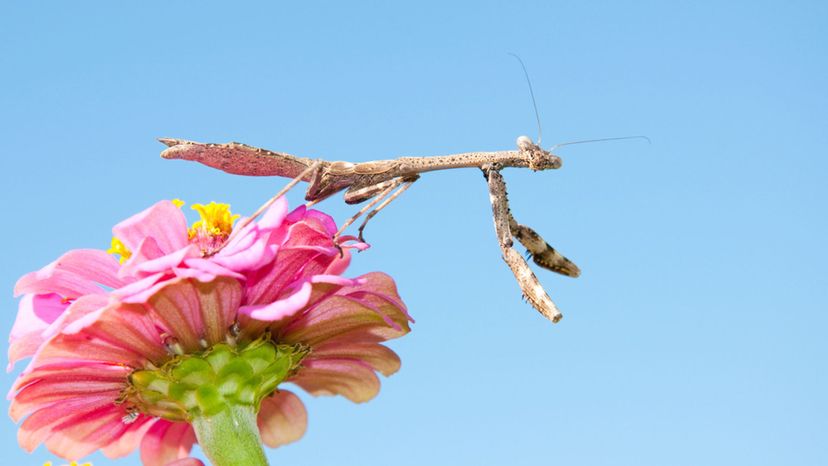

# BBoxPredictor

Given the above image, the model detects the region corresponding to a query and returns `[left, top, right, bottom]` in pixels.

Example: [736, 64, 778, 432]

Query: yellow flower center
[43, 462, 93, 466]
[188, 202, 240, 240]
[106, 237, 132, 264]
[106, 200, 239, 262]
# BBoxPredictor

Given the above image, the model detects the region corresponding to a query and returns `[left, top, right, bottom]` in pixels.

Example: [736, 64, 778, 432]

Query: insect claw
[331, 238, 345, 258]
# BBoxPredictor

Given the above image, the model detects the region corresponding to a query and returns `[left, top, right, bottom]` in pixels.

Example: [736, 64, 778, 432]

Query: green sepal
[122, 336, 307, 422]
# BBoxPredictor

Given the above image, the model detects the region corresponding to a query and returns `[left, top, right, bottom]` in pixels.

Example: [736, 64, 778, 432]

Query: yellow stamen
[106, 237, 132, 264]
[189, 202, 240, 239]
[172, 198, 185, 208]
[42, 462, 91, 466]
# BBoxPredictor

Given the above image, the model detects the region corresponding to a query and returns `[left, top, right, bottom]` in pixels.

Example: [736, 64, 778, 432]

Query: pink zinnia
[10, 199, 411, 465]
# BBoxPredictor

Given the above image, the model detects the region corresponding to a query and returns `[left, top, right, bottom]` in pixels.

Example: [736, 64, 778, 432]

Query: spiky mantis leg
[509, 218, 580, 278]
[482, 164, 563, 323]
[333, 177, 405, 241]
[357, 176, 419, 242]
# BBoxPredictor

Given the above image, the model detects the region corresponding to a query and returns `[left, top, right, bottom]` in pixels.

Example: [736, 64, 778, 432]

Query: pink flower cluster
[10, 199, 411, 465]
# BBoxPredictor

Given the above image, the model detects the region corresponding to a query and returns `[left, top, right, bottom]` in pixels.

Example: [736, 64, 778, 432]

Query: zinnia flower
[10, 199, 411, 465]
[11, 197, 362, 369]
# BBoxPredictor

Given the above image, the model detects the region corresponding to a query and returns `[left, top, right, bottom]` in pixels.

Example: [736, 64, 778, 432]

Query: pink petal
[140, 420, 197, 466]
[145, 279, 205, 352]
[213, 232, 277, 272]
[43, 405, 129, 460]
[11, 363, 129, 421]
[165, 458, 205, 466]
[216, 198, 289, 271]
[112, 200, 188, 254]
[8, 294, 67, 370]
[179, 258, 245, 281]
[101, 415, 156, 459]
[290, 358, 381, 403]
[284, 204, 307, 223]
[10, 295, 109, 372]
[41, 302, 167, 367]
[244, 247, 334, 306]
[239, 281, 312, 321]
[14, 249, 126, 298]
[279, 279, 411, 347]
[134, 245, 200, 277]
[119, 236, 166, 277]
[238, 278, 350, 339]
[110, 272, 167, 303]
[144, 277, 242, 352]
[258, 389, 308, 448]
[193, 277, 242, 346]
[309, 341, 402, 377]
[302, 208, 338, 236]
[17, 395, 118, 453]
[324, 247, 352, 276]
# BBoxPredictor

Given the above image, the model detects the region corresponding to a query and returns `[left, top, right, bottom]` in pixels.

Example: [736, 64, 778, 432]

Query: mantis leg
[333, 178, 404, 241]
[509, 217, 580, 278]
[215, 160, 323, 254]
[357, 175, 419, 242]
[482, 164, 562, 323]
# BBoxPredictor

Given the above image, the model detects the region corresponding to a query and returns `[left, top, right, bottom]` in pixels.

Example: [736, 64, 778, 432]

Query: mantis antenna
[550, 135, 651, 152]
[508, 53, 543, 145]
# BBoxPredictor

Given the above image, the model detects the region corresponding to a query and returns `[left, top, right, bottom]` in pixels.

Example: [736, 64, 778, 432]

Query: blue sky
[1, 1, 826, 465]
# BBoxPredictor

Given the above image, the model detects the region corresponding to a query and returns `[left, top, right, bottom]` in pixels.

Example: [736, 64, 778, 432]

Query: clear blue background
[2, 1, 826, 465]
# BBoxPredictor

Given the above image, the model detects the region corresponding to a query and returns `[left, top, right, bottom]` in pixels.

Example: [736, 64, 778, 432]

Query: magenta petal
[303, 208, 338, 236]
[284, 204, 307, 224]
[112, 200, 188, 253]
[324, 248, 352, 276]
[240, 281, 312, 321]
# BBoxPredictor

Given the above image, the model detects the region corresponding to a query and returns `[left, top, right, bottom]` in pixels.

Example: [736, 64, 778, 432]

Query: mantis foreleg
[334, 177, 404, 241]
[357, 176, 419, 242]
[482, 164, 563, 323]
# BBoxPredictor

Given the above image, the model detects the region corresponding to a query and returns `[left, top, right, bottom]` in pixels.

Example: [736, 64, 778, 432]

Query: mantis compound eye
[516, 135, 534, 151]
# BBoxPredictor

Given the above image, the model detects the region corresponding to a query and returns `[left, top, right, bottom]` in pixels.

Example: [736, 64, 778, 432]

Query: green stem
[192, 404, 269, 466]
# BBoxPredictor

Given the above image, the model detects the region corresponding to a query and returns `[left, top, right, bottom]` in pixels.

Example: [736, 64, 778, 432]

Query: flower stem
[192, 405, 269, 466]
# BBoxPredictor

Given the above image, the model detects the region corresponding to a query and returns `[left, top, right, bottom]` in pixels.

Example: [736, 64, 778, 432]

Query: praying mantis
[159, 132, 645, 324]
[158, 52, 647, 325]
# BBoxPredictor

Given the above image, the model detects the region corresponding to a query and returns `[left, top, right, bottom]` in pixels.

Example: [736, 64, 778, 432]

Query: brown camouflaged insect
[159, 133, 647, 324]
[159, 59, 647, 323]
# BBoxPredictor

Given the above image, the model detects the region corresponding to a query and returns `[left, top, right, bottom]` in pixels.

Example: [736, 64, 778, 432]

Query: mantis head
[516, 135, 562, 171]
